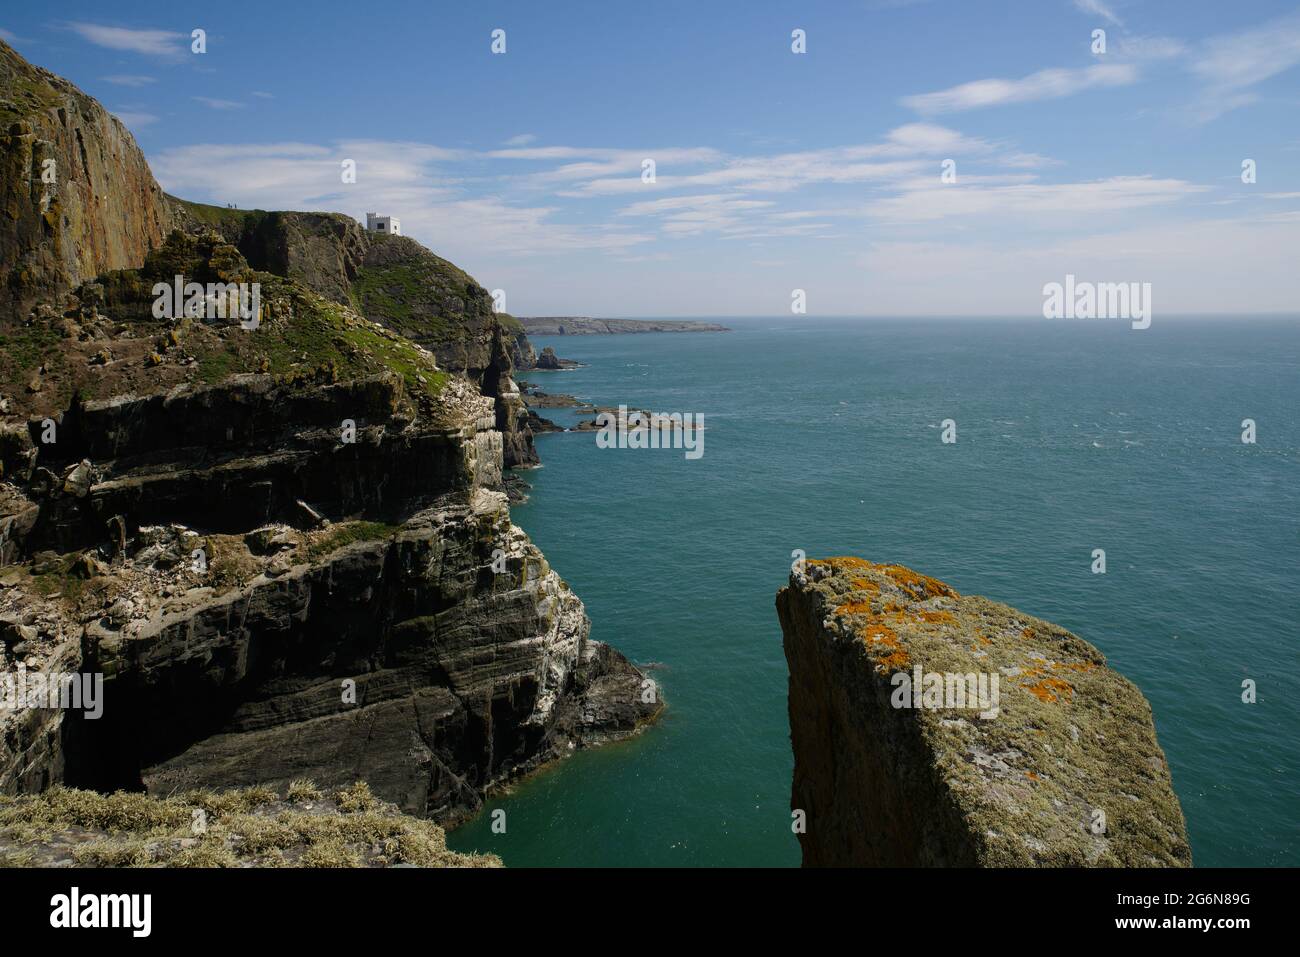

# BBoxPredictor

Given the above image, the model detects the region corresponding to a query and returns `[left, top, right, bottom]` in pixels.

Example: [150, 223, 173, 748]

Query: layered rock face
[0, 40, 170, 315]
[1, 368, 659, 822]
[778, 558, 1191, 867]
[0, 43, 658, 828]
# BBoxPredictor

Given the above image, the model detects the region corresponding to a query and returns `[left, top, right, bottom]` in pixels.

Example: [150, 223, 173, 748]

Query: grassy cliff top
[0, 781, 498, 867]
[0, 38, 83, 126]
[353, 232, 522, 341]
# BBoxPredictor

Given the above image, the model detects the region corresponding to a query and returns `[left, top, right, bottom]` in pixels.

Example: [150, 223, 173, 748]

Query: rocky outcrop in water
[777, 557, 1191, 867]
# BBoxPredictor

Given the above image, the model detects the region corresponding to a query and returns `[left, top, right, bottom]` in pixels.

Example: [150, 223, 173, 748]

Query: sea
[447, 316, 1299, 867]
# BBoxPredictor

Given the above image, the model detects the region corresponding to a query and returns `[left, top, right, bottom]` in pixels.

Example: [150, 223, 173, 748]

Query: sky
[4, 0, 1300, 316]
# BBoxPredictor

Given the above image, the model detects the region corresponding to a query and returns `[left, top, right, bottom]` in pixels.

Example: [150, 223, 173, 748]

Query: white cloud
[855, 214, 1300, 315]
[65, 22, 187, 60]
[1072, 0, 1123, 28]
[864, 176, 1206, 223]
[1193, 13, 1300, 90]
[101, 74, 156, 87]
[149, 140, 653, 264]
[1115, 35, 1186, 60]
[193, 97, 244, 110]
[503, 133, 537, 146]
[251, 90, 274, 99]
[545, 126, 987, 197]
[1001, 152, 1062, 169]
[111, 110, 158, 128]
[1187, 12, 1300, 120]
[902, 63, 1138, 113]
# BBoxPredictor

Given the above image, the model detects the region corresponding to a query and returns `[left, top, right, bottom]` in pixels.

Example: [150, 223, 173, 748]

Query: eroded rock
[777, 557, 1191, 867]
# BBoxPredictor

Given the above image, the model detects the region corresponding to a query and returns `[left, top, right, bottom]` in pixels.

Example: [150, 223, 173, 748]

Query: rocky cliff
[166, 198, 540, 467]
[0, 39, 171, 316]
[0, 45, 659, 832]
[777, 557, 1191, 867]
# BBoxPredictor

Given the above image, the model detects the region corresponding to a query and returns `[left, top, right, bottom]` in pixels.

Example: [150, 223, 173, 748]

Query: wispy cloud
[1115, 35, 1186, 60]
[903, 63, 1137, 113]
[101, 74, 156, 87]
[65, 22, 187, 60]
[150, 141, 651, 259]
[111, 110, 159, 128]
[864, 175, 1206, 223]
[1072, 0, 1124, 28]
[503, 133, 537, 146]
[529, 126, 989, 198]
[192, 97, 244, 111]
[1188, 12, 1300, 120]
[251, 90, 274, 99]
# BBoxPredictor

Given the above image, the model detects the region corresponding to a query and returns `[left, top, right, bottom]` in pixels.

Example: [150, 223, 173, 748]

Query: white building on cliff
[365, 212, 401, 236]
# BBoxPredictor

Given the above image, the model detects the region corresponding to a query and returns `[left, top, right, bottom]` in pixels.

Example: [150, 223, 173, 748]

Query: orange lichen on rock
[835, 599, 875, 616]
[859, 622, 910, 673]
[1052, 660, 1098, 674]
[816, 557, 875, 571]
[878, 564, 959, 600]
[916, 609, 956, 624]
[849, 577, 881, 594]
[1025, 677, 1075, 703]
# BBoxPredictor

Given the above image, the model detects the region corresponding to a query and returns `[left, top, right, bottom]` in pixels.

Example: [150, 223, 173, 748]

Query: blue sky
[4, 1, 1300, 316]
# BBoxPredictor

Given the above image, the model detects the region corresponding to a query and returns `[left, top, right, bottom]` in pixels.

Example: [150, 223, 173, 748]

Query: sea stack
[777, 557, 1191, 867]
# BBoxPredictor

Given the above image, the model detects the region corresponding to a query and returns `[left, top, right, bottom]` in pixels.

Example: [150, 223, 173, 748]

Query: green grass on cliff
[305, 521, 399, 559]
[170, 197, 269, 232]
[351, 233, 521, 346]
[194, 272, 450, 402]
[0, 42, 64, 125]
[0, 782, 499, 868]
[0, 322, 62, 378]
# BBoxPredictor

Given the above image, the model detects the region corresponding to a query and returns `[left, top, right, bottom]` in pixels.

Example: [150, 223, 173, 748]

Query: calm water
[448, 317, 1299, 867]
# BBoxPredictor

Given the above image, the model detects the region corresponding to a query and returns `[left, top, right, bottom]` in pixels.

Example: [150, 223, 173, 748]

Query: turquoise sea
[447, 317, 1299, 867]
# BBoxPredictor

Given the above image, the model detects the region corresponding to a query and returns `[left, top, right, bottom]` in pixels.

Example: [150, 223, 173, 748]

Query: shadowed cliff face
[777, 558, 1191, 867]
[0, 40, 170, 315]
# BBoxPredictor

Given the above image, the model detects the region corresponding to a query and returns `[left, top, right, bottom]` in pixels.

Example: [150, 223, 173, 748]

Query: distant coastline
[519, 317, 730, 335]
